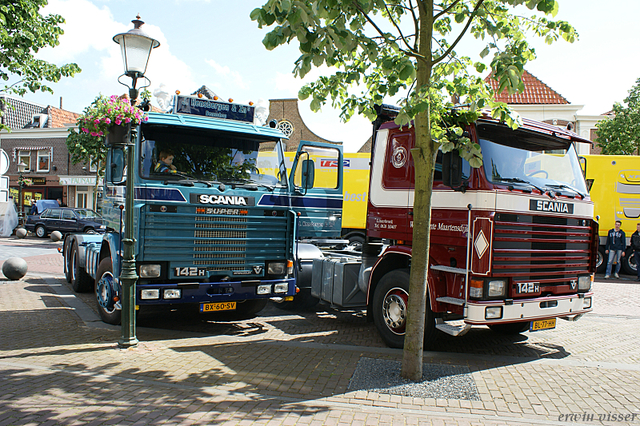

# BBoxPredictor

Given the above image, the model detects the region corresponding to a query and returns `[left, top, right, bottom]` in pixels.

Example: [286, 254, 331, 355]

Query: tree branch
[433, 0, 485, 66]
[434, 0, 462, 20]
[382, 1, 417, 54]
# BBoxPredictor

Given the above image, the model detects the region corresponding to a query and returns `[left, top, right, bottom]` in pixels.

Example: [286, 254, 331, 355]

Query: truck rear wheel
[622, 248, 637, 276]
[372, 269, 436, 349]
[489, 322, 530, 334]
[70, 243, 93, 293]
[596, 246, 606, 274]
[96, 257, 121, 325]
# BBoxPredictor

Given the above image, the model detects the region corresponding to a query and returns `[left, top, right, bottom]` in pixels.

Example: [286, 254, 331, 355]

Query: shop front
[9, 176, 64, 217]
[58, 175, 102, 211]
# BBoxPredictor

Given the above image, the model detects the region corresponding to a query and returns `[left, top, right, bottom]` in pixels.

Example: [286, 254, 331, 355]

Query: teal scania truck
[63, 94, 343, 324]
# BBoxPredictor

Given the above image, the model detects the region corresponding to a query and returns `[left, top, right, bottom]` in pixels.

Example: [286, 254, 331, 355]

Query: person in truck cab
[605, 220, 626, 279]
[154, 150, 177, 174]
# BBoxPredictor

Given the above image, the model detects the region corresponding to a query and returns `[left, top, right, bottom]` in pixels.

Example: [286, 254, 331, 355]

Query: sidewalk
[1, 271, 640, 426]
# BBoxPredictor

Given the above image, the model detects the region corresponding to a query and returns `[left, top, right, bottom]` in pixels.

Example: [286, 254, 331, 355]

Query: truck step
[430, 265, 467, 275]
[435, 319, 471, 337]
[436, 297, 466, 306]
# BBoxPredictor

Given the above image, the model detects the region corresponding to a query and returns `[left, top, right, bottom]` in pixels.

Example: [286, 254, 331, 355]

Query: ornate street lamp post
[17, 161, 27, 223]
[113, 15, 159, 348]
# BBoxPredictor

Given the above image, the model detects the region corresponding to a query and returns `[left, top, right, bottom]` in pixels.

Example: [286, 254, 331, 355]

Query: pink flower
[82, 128, 89, 133]
[104, 118, 111, 124]
[94, 119, 100, 124]
[115, 119, 122, 125]
[125, 117, 131, 123]
[143, 116, 149, 122]
[98, 131, 103, 136]
[91, 132, 98, 137]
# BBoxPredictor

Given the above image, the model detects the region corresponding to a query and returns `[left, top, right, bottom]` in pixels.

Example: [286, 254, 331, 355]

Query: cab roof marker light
[175, 90, 180, 95]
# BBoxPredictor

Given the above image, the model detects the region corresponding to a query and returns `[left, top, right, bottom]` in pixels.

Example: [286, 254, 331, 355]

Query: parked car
[25, 208, 105, 238]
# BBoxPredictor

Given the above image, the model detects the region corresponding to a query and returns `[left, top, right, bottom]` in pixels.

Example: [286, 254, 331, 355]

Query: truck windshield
[479, 138, 588, 196]
[139, 126, 287, 187]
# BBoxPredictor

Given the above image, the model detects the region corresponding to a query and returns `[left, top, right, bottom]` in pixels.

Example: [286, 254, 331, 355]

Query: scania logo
[529, 199, 574, 214]
[190, 193, 255, 206]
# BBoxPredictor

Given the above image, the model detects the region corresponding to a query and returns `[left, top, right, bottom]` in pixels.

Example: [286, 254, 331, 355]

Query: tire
[372, 268, 436, 349]
[35, 225, 47, 238]
[596, 246, 606, 274]
[621, 248, 637, 276]
[63, 238, 72, 283]
[70, 243, 93, 293]
[95, 257, 121, 325]
[345, 234, 365, 252]
[489, 322, 531, 334]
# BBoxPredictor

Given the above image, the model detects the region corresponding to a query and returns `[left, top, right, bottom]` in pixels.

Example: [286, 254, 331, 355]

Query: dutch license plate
[530, 318, 556, 331]
[200, 302, 236, 313]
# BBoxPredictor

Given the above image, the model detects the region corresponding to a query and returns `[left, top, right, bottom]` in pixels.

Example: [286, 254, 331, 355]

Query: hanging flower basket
[77, 95, 148, 143]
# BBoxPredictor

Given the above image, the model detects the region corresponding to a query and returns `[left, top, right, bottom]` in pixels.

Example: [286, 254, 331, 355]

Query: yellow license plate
[200, 302, 236, 313]
[530, 318, 556, 331]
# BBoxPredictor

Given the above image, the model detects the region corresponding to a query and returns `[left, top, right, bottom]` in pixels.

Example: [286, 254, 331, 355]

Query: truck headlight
[578, 275, 592, 291]
[485, 306, 503, 319]
[487, 280, 506, 297]
[273, 283, 288, 294]
[140, 289, 160, 300]
[267, 261, 285, 275]
[163, 289, 181, 300]
[257, 284, 271, 295]
[140, 264, 161, 278]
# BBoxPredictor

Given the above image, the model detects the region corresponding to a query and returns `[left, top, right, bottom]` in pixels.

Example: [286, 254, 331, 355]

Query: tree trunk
[401, 1, 437, 381]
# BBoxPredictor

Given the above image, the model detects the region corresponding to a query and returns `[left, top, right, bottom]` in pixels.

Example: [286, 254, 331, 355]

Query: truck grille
[492, 213, 592, 288]
[140, 207, 289, 272]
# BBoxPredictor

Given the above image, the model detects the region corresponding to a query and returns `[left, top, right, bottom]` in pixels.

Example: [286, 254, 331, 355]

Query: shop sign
[59, 176, 97, 185]
[31, 177, 46, 185]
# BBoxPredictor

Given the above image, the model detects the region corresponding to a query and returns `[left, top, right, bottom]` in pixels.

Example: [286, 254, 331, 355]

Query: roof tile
[484, 70, 569, 104]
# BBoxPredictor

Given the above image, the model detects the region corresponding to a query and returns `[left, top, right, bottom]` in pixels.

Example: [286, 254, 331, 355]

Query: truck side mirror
[301, 158, 315, 190]
[109, 148, 126, 184]
[442, 150, 462, 189]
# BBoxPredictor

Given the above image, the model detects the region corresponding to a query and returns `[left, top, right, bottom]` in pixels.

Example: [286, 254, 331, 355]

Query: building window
[18, 151, 31, 172]
[37, 150, 50, 172]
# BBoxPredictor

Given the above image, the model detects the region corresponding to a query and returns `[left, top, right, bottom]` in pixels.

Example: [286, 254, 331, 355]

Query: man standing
[631, 223, 640, 281]
[605, 220, 626, 279]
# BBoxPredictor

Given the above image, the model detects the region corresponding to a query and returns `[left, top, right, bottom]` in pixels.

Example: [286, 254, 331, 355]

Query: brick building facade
[267, 98, 340, 151]
[0, 95, 99, 217]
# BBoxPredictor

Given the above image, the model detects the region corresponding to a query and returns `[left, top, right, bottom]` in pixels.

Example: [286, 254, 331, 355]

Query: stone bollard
[15, 228, 27, 239]
[50, 231, 63, 242]
[2, 257, 28, 280]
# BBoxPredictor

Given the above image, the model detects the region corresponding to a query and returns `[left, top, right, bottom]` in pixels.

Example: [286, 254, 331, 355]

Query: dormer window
[28, 114, 48, 128]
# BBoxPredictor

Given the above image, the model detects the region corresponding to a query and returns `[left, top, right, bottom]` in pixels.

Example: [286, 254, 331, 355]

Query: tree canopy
[595, 77, 640, 155]
[252, 0, 577, 380]
[1, 0, 81, 132]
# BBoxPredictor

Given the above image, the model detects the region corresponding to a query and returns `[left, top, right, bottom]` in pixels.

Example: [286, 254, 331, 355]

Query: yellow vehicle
[581, 155, 640, 275]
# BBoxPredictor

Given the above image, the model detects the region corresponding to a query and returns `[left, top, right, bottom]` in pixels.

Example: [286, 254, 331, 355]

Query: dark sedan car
[25, 207, 105, 238]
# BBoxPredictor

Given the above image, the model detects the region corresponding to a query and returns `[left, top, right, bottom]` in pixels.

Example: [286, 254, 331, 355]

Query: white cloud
[205, 59, 248, 90]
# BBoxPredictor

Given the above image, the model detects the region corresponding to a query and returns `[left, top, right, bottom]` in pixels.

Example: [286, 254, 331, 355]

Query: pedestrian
[604, 220, 626, 279]
[631, 222, 640, 281]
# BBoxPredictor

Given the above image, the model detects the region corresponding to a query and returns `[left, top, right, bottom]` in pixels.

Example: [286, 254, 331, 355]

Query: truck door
[289, 141, 343, 240]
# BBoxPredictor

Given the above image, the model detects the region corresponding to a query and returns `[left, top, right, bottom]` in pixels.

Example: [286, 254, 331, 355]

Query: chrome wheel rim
[382, 287, 408, 335]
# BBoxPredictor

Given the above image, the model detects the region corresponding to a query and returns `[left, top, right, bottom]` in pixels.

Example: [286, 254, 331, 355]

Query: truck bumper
[465, 292, 593, 324]
[135, 278, 296, 305]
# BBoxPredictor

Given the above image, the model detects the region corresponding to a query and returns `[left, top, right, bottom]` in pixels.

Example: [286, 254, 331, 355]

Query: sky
[16, 0, 640, 152]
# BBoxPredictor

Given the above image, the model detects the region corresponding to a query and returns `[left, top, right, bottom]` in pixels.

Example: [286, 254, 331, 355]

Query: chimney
[59, 97, 63, 109]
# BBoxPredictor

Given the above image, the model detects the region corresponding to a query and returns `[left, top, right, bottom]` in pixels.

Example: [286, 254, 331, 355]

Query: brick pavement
[1, 236, 640, 425]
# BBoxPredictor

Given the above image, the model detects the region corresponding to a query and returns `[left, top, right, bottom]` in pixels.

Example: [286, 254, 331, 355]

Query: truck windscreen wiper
[545, 183, 586, 199]
[495, 177, 546, 194]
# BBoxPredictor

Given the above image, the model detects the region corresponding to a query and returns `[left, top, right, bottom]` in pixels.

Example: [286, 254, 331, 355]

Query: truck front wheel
[96, 257, 121, 325]
[372, 269, 436, 349]
[70, 243, 93, 293]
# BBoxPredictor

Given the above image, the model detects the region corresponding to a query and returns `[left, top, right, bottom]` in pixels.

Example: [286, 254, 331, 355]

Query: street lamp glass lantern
[113, 15, 160, 77]
[17, 161, 27, 173]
